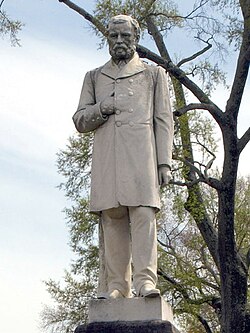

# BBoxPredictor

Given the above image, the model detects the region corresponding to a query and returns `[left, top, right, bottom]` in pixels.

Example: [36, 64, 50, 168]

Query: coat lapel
[101, 53, 145, 79]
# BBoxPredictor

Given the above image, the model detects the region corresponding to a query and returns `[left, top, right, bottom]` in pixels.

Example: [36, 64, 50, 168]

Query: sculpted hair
[108, 15, 141, 41]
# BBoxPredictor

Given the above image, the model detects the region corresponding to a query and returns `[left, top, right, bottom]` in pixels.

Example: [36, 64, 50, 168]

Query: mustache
[113, 44, 128, 50]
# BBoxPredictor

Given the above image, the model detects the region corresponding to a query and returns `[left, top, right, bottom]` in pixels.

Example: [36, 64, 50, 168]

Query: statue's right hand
[100, 92, 115, 116]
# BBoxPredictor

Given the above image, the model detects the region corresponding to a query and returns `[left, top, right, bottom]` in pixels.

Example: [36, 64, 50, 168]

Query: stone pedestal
[89, 297, 173, 323]
[75, 297, 180, 333]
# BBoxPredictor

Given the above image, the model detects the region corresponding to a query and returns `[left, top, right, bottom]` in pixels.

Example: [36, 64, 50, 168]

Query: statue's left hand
[158, 165, 171, 187]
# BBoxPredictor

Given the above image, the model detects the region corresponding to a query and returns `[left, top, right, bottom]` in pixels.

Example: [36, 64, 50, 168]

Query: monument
[73, 14, 179, 333]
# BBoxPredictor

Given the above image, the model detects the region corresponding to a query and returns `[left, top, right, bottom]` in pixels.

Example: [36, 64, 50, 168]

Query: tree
[43, 1, 250, 333]
[42, 139, 250, 332]
[0, 0, 23, 46]
[157, 174, 250, 333]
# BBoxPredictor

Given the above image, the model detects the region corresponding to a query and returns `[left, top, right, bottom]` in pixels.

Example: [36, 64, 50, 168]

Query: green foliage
[235, 176, 250, 258]
[94, 0, 181, 29]
[43, 134, 100, 331]
[187, 61, 228, 95]
[225, 15, 243, 50]
[0, 6, 23, 46]
[158, 176, 250, 332]
[56, 133, 93, 200]
[64, 197, 99, 277]
[173, 110, 218, 179]
[41, 196, 99, 332]
[41, 272, 95, 333]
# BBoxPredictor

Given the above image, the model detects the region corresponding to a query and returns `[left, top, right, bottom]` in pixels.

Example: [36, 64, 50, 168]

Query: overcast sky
[0, 1, 249, 333]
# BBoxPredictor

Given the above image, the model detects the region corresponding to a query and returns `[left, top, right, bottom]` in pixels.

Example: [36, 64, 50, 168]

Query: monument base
[88, 297, 173, 323]
[75, 320, 180, 333]
[75, 297, 180, 333]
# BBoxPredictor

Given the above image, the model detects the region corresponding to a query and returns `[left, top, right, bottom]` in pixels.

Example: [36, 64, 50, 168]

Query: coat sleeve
[73, 70, 108, 133]
[153, 67, 174, 168]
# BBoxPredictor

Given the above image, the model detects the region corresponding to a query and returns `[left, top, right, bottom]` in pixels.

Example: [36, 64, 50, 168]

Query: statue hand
[158, 165, 171, 187]
[101, 92, 115, 116]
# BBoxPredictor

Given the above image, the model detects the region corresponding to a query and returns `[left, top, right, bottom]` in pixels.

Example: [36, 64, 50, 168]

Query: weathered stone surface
[75, 320, 180, 333]
[88, 297, 173, 323]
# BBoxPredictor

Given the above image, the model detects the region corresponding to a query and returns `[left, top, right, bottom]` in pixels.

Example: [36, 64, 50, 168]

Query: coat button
[129, 121, 134, 127]
[128, 108, 134, 113]
[129, 78, 133, 83]
[128, 91, 134, 96]
[116, 121, 122, 127]
[115, 110, 121, 115]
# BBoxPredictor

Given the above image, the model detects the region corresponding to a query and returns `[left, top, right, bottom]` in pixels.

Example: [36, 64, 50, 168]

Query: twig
[177, 38, 212, 67]
[197, 314, 213, 333]
[0, 0, 5, 10]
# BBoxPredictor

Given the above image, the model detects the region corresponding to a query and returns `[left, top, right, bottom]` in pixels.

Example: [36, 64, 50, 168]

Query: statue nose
[117, 35, 123, 43]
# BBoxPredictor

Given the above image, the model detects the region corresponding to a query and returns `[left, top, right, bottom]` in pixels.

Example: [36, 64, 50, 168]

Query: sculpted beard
[110, 43, 136, 61]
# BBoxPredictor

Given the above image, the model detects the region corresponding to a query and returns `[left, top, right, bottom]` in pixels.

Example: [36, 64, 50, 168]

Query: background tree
[42, 1, 250, 333]
[0, 0, 23, 46]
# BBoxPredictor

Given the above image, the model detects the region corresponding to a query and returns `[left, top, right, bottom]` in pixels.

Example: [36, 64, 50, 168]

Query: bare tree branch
[146, 15, 172, 60]
[197, 314, 213, 333]
[174, 103, 223, 123]
[0, 0, 5, 10]
[58, 0, 107, 36]
[158, 268, 217, 306]
[149, 0, 211, 22]
[225, 7, 250, 118]
[142, 16, 224, 126]
[194, 134, 216, 179]
[177, 38, 212, 67]
[184, 0, 210, 20]
[170, 155, 221, 189]
[238, 126, 250, 153]
[200, 246, 220, 286]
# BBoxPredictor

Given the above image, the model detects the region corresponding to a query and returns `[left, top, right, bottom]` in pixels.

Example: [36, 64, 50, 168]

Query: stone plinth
[75, 320, 180, 333]
[74, 297, 181, 333]
[88, 297, 173, 323]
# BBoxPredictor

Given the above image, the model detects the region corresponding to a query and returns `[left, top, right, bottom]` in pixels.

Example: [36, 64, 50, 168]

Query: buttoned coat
[73, 53, 174, 214]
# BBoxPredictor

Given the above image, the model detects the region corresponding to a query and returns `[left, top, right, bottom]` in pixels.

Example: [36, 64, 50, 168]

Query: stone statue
[73, 15, 174, 299]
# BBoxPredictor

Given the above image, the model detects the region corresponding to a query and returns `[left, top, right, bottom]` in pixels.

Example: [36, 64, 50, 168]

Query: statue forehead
[108, 14, 134, 26]
[108, 15, 139, 32]
[108, 20, 132, 32]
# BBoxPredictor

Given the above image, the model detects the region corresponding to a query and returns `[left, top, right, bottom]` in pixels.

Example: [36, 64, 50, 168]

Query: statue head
[107, 15, 141, 62]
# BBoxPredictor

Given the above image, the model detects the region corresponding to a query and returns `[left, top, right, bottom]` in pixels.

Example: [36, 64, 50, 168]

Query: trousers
[101, 205, 157, 297]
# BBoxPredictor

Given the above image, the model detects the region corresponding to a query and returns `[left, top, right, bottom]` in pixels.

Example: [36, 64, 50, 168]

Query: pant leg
[101, 206, 132, 297]
[129, 206, 157, 294]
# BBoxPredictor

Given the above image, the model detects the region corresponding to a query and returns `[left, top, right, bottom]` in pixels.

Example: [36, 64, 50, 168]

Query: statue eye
[109, 33, 118, 38]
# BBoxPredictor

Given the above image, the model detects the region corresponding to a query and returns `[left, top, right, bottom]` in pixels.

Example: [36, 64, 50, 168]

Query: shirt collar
[101, 53, 145, 79]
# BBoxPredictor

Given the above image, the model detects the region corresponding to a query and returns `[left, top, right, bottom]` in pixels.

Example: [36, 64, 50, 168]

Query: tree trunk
[218, 190, 248, 333]
[172, 78, 220, 268]
[218, 121, 248, 333]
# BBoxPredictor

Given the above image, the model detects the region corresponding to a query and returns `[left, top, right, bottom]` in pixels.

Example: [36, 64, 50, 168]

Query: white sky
[0, 1, 249, 333]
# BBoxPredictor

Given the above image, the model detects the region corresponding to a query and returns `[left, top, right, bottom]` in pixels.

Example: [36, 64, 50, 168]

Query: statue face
[108, 21, 137, 61]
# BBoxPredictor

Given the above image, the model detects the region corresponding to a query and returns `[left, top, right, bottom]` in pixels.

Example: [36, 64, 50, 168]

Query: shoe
[97, 289, 124, 299]
[138, 284, 160, 298]
[108, 289, 124, 299]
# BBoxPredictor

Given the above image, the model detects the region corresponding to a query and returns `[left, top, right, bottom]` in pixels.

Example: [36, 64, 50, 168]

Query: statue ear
[135, 34, 140, 44]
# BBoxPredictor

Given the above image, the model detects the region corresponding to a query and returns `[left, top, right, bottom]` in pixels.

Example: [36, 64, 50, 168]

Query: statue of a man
[73, 15, 174, 299]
